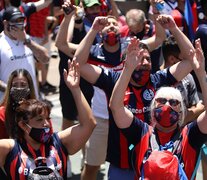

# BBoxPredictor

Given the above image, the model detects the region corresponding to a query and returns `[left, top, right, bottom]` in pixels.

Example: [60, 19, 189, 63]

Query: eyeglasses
[155, 97, 180, 106]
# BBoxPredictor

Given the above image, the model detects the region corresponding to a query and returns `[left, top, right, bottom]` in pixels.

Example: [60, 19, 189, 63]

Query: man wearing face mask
[74, 14, 195, 179]
[120, 8, 163, 73]
[0, 6, 49, 101]
[120, 9, 155, 40]
[56, 1, 168, 178]
[0, 0, 54, 33]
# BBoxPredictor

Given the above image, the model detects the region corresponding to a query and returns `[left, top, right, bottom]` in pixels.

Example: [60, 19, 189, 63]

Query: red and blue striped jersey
[4, 133, 68, 180]
[121, 118, 207, 179]
[94, 68, 177, 169]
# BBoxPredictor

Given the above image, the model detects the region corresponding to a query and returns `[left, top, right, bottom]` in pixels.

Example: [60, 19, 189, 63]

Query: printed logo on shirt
[97, 55, 105, 60]
[143, 89, 154, 101]
[125, 105, 150, 114]
[10, 53, 33, 61]
[125, 92, 133, 95]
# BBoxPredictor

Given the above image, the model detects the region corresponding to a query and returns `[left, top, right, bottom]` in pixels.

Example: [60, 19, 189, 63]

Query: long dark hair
[2, 69, 36, 138]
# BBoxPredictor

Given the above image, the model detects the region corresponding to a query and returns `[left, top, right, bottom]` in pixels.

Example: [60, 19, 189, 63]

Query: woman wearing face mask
[0, 60, 96, 179]
[0, 69, 36, 139]
[109, 38, 207, 179]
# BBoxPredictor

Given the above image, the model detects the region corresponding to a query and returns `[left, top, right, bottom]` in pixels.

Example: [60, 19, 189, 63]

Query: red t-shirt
[0, 106, 9, 139]
[25, 0, 50, 38]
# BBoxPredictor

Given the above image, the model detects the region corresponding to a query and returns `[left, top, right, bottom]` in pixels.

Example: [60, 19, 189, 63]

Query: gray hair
[126, 9, 146, 27]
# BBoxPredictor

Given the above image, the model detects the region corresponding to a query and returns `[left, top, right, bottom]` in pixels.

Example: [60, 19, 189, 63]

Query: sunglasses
[155, 97, 180, 106]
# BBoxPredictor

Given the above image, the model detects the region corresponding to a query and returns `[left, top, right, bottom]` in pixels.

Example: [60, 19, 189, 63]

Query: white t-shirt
[0, 32, 39, 101]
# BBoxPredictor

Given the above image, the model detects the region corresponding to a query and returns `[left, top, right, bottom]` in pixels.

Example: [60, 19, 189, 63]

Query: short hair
[126, 9, 146, 26]
[162, 36, 181, 62]
[106, 15, 118, 21]
[150, 87, 185, 127]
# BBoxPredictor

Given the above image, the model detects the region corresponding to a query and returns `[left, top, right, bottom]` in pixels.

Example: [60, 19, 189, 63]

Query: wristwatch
[24, 34, 31, 45]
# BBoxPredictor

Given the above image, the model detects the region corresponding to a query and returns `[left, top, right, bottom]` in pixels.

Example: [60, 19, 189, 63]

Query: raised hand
[91, 16, 108, 32]
[62, 0, 76, 16]
[124, 37, 144, 72]
[191, 38, 205, 73]
[156, 14, 176, 30]
[63, 58, 80, 89]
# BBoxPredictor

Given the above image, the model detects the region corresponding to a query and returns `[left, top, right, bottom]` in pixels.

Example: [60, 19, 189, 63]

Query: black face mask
[10, 87, 30, 103]
[132, 28, 145, 40]
[26, 124, 51, 143]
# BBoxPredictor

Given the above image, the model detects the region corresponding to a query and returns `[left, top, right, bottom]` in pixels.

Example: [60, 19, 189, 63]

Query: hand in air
[63, 57, 80, 89]
[125, 37, 144, 71]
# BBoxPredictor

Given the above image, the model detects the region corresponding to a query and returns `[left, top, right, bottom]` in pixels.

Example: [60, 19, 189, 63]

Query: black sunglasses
[155, 97, 180, 106]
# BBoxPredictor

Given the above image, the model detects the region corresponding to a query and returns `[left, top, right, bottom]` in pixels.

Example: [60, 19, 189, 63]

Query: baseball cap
[2, 6, 25, 22]
[83, 0, 101, 8]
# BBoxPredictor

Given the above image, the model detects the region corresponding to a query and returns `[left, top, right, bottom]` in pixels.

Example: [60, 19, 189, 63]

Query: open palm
[63, 59, 80, 89]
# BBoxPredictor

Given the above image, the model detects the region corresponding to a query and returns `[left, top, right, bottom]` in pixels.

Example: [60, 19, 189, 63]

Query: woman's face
[12, 75, 29, 89]
[154, 95, 181, 112]
[27, 111, 51, 130]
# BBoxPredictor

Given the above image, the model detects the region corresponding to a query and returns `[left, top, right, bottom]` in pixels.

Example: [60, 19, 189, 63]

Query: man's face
[135, 49, 152, 71]
[101, 17, 120, 35]
[85, 4, 100, 15]
[8, 17, 25, 31]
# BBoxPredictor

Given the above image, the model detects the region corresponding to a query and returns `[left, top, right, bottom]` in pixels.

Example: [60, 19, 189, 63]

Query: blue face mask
[153, 105, 180, 127]
[26, 124, 51, 143]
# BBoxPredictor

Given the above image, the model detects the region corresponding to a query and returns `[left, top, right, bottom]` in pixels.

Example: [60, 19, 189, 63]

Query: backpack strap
[190, 144, 205, 180]
[141, 129, 183, 180]
[150, 129, 182, 153]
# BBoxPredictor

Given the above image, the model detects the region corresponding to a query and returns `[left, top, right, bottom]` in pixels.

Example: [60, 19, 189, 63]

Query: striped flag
[184, 0, 198, 41]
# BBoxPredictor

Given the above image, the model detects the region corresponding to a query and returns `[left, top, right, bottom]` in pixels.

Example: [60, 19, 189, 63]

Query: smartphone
[71, 0, 80, 6]
[63, 6, 73, 15]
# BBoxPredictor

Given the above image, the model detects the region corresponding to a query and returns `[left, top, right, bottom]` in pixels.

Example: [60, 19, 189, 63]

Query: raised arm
[55, 1, 78, 57]
[142, 0, 167, 52]
[109, 38, 143, 128]
[58, 59, 96, 154]
[192, 39, 207, 134]
[74, 16, 108, 84]
[157, 14, 194, 81]
[0, 139, 14, 167]
[32, 0, 53, 12]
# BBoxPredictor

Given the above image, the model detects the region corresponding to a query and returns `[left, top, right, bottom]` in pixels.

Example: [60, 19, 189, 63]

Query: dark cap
[2, 6, 25, 22]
